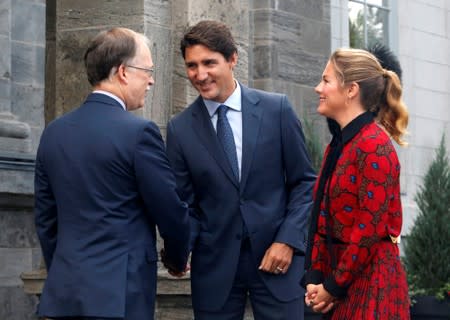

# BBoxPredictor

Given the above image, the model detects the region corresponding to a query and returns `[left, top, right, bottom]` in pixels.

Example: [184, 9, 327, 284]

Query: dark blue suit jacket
[166, 85, 316, 311]
[34, 93, 190, 319]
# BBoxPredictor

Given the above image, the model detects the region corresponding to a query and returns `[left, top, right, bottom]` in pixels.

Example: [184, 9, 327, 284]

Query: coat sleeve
[34, 135, 58, 270]
[323, 138, 401, 298]
[134, 121, 191, 272]
[274, 95, 317, 254]
[166, 120, 201, 251]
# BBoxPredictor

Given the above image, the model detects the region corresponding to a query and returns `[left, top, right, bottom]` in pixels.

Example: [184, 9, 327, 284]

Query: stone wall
[0, 1, 331, 319]
[0, 0, 45, 319]
[251, 0, 330, 142]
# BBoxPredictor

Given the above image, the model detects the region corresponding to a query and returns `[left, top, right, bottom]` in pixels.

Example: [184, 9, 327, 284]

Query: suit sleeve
[34, 136, 58, 270]
[166, 120, 201, 251]
[134, 122, 190, 272]
[275, 95, 317, 254]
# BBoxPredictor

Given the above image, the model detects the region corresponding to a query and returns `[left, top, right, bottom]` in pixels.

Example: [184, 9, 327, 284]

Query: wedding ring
[276, 266, 283, 272]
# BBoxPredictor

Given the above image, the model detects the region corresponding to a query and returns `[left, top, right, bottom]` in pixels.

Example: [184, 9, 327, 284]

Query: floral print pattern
[309, 122, 410, 319]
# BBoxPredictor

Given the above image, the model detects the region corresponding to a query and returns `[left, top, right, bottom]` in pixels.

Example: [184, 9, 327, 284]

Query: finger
[275, 266, 284, 274]
[168, 270, 183, 277]
[306, 290, 318, 300]
[279, 262, 291, 273]
[304, 296, 314, 307]
[321, 302, 335, 314]
[312, 301, 328, 313]
[260, 256, 277, 273]
[258, 252, 270, 271]
[266, 255, 279, 273]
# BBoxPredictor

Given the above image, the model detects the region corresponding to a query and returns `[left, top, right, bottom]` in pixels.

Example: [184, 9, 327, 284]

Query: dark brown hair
[180, 20, 237, 61]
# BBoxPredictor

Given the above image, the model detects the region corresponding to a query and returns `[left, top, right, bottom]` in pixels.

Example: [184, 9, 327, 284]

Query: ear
[347, 81, 359, 99]
[229, 52, 238, 68]
[117, 64, 129, 84]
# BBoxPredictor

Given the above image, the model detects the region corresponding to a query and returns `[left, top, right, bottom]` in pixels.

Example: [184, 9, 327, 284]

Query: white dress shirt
[203, 81, 242, 179]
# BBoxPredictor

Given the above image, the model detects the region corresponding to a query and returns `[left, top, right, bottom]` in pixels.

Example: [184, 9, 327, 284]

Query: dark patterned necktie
[216, 104, 239, 180]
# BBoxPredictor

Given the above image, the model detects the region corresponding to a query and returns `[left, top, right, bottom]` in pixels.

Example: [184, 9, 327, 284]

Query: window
[348, 0, 393, 49]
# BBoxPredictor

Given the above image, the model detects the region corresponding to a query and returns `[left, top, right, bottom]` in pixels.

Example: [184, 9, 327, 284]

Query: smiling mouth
[197, 81, 214, 89]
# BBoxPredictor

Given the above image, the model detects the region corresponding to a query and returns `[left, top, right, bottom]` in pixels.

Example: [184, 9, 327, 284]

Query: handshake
[160, 248, 190, 277]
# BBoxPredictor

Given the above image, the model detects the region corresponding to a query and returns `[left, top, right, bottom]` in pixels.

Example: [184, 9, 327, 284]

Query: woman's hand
[306, 283, 336, 314]
[305, 283, 319, 306]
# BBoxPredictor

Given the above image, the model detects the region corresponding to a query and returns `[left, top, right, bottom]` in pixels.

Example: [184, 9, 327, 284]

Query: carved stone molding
[0, 112, 32, 153]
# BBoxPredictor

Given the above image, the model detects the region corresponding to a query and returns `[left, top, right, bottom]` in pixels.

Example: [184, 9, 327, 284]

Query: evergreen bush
[403, 134, 450, 300]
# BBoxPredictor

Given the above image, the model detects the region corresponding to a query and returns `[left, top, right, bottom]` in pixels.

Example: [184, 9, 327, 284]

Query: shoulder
[243, 85, 286, 103]
[170, 107, 192, 124]
[42, 105, 80, 135]
[353, 122, 399, 168]
[243, 86, 294, 119]
[357, 122, 394, 149]
[169, 96, 202, 126]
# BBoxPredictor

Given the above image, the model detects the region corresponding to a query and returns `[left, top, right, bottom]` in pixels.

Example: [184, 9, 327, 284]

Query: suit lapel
[240, 86, 263, 192]
[191, 97, 239, 188]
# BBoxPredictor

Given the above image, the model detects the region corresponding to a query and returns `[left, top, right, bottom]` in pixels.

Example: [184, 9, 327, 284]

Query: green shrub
[403, 134, 450, 300]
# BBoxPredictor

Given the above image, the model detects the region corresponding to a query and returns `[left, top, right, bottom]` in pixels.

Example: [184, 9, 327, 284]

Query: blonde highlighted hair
[330, 48, 408, 146]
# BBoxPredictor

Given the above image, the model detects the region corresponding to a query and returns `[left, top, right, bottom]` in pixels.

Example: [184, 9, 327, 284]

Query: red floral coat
[306, 121, 410, 319]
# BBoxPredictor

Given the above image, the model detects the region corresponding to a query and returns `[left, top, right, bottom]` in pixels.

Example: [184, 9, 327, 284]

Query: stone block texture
[0, 1, 331, 319]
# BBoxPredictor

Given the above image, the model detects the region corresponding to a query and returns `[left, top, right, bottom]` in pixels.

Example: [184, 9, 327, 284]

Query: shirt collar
[93, 90, 127, 110]
[203, 80, 242, 117]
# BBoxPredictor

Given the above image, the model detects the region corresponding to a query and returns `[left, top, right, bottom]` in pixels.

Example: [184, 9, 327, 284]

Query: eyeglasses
[126, 65, 154, 77]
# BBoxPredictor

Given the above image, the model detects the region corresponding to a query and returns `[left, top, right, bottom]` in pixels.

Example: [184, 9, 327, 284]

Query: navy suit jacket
[34, 93, 190, 319]
[166, 85, 316, 311]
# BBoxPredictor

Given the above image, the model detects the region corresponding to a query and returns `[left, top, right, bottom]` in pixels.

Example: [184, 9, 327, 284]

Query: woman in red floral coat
[303, 48, 410, 319]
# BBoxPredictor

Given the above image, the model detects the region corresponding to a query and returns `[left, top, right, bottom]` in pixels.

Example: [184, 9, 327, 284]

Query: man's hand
[258, 242, 293, 274]
[160, 248, 190, 277]
[167, 263, 190, 278]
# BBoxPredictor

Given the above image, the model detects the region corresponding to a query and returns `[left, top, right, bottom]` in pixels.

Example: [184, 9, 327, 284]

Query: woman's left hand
[309, 284, 336, 314]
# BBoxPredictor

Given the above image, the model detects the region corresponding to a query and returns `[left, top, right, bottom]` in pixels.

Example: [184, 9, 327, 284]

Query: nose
[148, 75, 155, 86]
[314, 83, 321, 94]
[196, 65, 208, 81]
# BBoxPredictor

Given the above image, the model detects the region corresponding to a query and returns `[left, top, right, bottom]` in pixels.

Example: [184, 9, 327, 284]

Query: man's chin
[196, 87, 216, 99]
[199, 92, 217, 101]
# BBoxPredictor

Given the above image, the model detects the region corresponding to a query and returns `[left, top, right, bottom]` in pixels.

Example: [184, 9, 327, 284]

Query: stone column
[250, 0, 331, 140]
[0, 0, 34, 154]
[1, 0, 45, 318]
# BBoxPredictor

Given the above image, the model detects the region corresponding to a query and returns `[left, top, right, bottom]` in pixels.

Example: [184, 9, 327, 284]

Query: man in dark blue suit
[166, 20, 316, 320]
[34, 27, 190, 320]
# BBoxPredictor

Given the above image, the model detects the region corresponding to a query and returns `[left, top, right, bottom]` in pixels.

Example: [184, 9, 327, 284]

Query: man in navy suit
[166, 20, 316, 320]
[34, 27, 190, 320]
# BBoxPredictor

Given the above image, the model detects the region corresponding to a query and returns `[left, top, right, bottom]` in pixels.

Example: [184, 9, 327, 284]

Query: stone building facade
[0, 1, 330, 319]
[329, 0, 450, 232]
[0, 0, 45, 319]
[3, 0, 449, 319]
